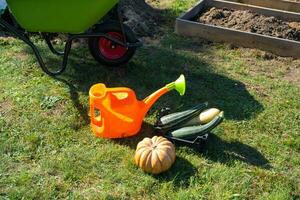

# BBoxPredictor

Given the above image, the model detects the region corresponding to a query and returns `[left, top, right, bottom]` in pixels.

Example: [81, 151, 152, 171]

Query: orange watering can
[89, 75, 186, 138]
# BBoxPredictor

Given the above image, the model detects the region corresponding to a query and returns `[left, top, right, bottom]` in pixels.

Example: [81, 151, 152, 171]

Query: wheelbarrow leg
[0, 18, 69, 76]
[41, 33, 65, 56]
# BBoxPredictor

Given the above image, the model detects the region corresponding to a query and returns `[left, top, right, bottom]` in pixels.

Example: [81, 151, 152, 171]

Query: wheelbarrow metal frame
[0, 4, 142, 76]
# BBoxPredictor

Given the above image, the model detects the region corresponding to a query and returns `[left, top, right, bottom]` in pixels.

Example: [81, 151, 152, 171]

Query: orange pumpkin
[135, 136, 176, 174]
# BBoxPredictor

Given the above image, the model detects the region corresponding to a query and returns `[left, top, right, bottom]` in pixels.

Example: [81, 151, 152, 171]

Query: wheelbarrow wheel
[88, 22, 137, 66]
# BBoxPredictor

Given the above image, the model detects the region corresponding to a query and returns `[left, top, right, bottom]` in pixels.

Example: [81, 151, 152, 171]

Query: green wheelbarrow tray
[7, 0, 119, 33]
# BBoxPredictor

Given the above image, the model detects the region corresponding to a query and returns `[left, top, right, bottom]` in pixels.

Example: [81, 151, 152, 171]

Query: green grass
[1, 1, 300, 199]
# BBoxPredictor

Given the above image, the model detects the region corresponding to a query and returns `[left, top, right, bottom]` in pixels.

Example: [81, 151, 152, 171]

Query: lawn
[0, 0, 300, 199]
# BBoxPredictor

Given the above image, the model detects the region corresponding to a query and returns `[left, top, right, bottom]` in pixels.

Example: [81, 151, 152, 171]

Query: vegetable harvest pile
[155, 103, 224, 141]
[135, 104, 224, 174]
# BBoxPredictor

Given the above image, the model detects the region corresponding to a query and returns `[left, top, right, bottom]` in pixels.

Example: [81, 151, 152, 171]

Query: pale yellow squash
[200, 108, 221, 124]
[183, 108, 221, 126]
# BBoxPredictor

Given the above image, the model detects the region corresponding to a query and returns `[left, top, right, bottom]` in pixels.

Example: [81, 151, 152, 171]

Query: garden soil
[121, 0, 162, 37]
[198, 7, 300, 41]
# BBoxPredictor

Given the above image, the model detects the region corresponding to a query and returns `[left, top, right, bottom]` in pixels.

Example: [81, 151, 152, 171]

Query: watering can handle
[107, 87, 136, 100]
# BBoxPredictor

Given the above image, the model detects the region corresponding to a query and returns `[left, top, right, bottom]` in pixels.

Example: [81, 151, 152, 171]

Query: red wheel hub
[99, 32, 127, 60]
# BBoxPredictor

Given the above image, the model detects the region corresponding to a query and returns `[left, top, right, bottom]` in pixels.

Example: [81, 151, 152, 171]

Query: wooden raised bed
[175, 0, 300, 58]
[226, 0, 300, 13]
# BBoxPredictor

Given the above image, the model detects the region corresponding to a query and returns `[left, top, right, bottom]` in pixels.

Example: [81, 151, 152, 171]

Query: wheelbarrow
[0, 0, 142, 76]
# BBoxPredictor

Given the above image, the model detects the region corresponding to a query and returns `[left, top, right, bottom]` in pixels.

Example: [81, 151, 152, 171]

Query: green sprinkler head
[166, 74, 186, 96]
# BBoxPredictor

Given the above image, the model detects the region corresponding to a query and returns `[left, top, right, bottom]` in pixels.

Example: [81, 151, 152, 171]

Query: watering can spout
[142, 74, 186, 112]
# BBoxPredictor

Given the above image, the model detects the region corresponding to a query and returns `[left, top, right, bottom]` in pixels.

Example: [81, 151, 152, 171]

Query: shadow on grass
[18, 39, 269, 189]
[202, 134, 271, 169]
[113, 124, 270, 188]
[53, 76, 90, 128]
[114, 122, 197, 188]
[156, 156, 197, 189]
[113, 122, 155, 149]
[29, 40, 264, 128]
[21, 32, 267, 163]
[115, 125, 271, 170]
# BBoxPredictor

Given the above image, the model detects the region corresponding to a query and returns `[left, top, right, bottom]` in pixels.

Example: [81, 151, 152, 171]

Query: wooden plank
[207, 0, 300, 22]
[175, 0, 300, 58]
[225, 0, 300, 13]
[179, 0, 207, 20]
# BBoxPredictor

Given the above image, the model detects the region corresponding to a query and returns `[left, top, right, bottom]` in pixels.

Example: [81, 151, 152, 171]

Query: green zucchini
[156, 103, 208, 130]
[167, 112, 224, 139]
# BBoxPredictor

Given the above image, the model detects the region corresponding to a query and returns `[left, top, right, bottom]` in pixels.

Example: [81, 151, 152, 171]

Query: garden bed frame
[226, 0, 300, 13]
[175, 0, 300, 58]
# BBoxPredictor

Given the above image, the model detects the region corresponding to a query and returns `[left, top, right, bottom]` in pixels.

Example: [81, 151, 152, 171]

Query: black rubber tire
[88, 22, 137, 66]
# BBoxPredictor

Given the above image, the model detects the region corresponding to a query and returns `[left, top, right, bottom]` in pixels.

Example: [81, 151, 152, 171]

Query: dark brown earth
[121, 0, 162, 37]
[0, 99, 12, 115]
[285, 66, 300, 87]
[198, 7, 300, 41]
